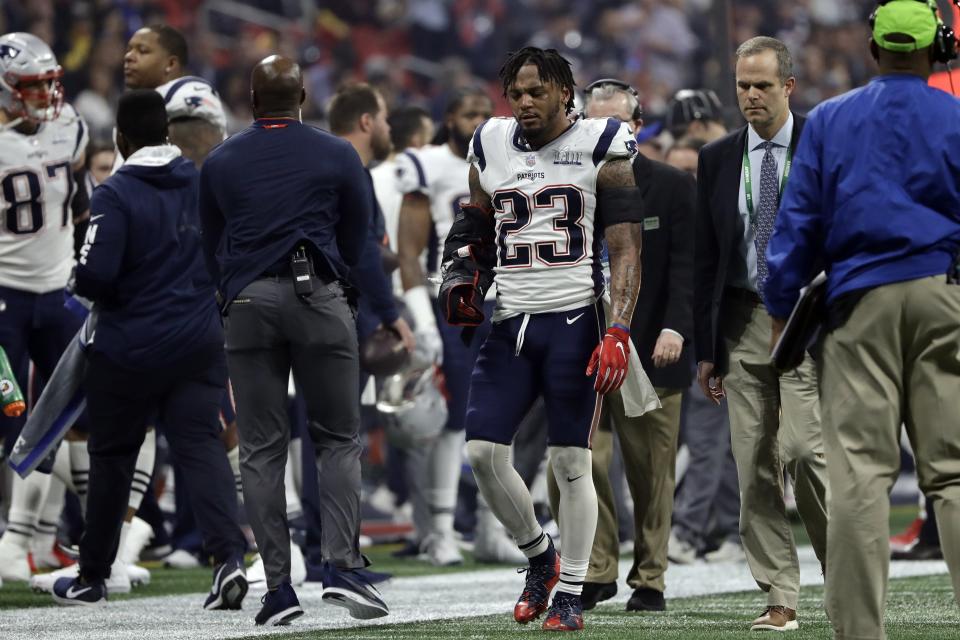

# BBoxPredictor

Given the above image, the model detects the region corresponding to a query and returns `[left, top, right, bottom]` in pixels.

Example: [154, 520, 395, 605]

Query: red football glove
[586, 324, 631, 395]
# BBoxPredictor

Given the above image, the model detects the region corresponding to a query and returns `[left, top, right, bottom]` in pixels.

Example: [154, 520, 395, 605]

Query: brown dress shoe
[750, 605, 798, 631]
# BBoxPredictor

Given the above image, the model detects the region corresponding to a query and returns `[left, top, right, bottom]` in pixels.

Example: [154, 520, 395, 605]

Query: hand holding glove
[586, 323, 631, 395]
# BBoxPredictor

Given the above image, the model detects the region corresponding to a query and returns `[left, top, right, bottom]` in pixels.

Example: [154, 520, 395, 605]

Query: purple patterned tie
[753, 141, 779, 298]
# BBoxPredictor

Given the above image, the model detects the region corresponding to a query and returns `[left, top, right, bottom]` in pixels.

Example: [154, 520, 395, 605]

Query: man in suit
[694, 36, 828, 632]
[547, 78, 695, 613]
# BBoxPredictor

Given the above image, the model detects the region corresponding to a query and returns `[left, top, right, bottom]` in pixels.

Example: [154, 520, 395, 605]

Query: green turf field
[0, 544, 509, 610]
[236, 573, 957, 640]
[1, 504, 945, 640]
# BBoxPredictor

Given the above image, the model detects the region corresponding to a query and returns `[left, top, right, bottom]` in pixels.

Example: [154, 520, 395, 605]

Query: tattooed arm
[468, 163, 493, 210]
[597, 157, 643, 327]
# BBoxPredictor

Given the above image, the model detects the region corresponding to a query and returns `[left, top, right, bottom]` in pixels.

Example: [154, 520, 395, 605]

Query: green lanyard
[743, 142, 792, 223]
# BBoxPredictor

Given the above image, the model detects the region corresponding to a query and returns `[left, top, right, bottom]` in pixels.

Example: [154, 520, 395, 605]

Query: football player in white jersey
[395, 88, 526, 567]
[438, 47, 643, 631]
[0, 32, 90, 586]
[122, 24, 226, 167]
[371, 105, 434, 274]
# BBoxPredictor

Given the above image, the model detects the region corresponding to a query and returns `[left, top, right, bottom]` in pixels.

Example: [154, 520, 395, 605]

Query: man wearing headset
[546, 78, 695, 613]
[765, 1, 960, 637]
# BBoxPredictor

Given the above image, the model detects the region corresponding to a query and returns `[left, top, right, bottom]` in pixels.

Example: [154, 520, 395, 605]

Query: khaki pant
[547, 388, 683, 592]
[819, 276, 960, 640]
[722, 297, 828, 610]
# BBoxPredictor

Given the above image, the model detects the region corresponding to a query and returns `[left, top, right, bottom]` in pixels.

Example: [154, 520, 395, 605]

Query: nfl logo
[525, 154, 537, 167]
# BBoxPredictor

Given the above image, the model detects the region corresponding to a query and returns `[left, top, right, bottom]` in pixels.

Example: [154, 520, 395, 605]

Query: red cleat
[514, 550, 560, 624]
[542, 592, 585, 631]
[890, 517, 924, 552]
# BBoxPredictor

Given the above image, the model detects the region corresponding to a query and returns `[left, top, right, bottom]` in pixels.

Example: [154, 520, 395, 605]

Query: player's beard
[372, 130, 392, 162]
[450, 124, 472, 157]
[518, 101, 562, 144]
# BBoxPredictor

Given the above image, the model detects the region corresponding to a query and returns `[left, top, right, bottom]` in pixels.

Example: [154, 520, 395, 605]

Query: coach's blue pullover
[199, 118, 379, 314]
[764, 75, 960, 318]
[75, 145, 222, 369]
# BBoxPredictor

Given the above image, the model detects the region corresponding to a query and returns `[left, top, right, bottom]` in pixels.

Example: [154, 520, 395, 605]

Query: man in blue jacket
[199, 55, 389, 626]
[765, 2, 960, 638]
[51, 90, 248, 608]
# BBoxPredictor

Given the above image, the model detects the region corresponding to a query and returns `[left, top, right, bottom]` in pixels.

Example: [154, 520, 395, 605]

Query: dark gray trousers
[225, 275, 364, 589]
[672, 379, 741, 550]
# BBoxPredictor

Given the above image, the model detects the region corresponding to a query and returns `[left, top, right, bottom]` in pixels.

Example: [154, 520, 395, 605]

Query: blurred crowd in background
[0, 0, 883, 144]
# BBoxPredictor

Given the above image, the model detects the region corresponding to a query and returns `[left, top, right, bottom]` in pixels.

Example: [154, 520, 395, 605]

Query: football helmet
[0, 32, 64, 122]
[376, 355, 448, 449]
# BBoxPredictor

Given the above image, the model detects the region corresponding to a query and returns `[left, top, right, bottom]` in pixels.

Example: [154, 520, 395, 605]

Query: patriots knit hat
[872, 0, 940, 52]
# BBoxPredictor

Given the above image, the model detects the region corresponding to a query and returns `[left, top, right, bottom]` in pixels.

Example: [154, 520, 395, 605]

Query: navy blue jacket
[75, 145, 222, 369]
[766, 75, 960, 318]
[199, 118, 371, 309]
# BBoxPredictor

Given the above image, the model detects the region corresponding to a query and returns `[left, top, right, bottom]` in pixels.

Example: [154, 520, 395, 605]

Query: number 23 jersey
[0, 104, 88, 293]
[468, 116, 636, 320]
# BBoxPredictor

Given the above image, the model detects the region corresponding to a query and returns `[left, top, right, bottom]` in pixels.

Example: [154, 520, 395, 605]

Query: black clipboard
[771, 271, 827, 373]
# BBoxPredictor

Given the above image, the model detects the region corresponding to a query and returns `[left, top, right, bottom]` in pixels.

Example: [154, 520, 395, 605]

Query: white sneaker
[125, 562, 151, 586]
[108, 558, 132, 594]
[30, 562, 131, 594]
[473, 524, 526, 564]
[704, 540, 746, 563]
[120, 517, 154, 565]
[247, 542, 306, 591]
[163, 549, 201, 569]
[418, 532, 463, 567]
[0, 539, 32, 581]
[31, 564, 77, 593]
[667, 531, 697, 564]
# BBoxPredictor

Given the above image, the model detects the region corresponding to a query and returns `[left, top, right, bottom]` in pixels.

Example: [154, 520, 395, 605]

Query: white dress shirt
[730, 112, 794, 292]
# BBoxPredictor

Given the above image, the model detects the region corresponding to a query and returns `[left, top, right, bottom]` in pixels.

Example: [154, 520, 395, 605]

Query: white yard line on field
[0, 547, 948, 640]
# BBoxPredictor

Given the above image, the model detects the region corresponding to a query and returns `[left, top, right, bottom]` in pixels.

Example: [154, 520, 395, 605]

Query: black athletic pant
[79, 347, 246, 583]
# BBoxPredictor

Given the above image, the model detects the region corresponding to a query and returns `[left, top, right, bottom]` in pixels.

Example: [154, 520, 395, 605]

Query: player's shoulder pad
[467, 117, 512, 172]
[158, 76, 226, 131]
[579, 117, 637, 167]
[59, 102, 89, 161]
[394, 146, 429, 194]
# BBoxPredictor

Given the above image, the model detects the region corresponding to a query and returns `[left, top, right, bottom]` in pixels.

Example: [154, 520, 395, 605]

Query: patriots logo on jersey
[624, 139, 638, 156]
[0, 44, 21, 61]
[184, 96, 204, 109]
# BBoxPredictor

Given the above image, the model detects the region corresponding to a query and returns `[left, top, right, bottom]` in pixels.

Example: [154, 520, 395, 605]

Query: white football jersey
[0, 104, 88, 293]
[468, 116, 637, 319]
[395, 144, 471, 278]
[370, 156, 403, 294]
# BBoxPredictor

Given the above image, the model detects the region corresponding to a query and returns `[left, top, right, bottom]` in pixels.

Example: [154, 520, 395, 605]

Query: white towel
[602, 293, 661, 417]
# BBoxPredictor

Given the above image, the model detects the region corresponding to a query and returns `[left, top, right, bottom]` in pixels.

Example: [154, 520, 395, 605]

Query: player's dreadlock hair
[498, 47, 576, 115]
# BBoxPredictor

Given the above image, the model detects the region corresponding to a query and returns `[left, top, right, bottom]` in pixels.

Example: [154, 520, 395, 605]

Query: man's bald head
[251, 55, 305, 119]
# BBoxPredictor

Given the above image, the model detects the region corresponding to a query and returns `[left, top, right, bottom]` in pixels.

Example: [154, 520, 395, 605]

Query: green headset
[869, 0, 958, 63]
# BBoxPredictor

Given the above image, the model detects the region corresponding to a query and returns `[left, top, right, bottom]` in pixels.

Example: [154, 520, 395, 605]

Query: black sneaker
[204, 556, 248, 610]
[626, 587, 665, 612]
[254, 583, 304, 626]
[581, 581, 617, 610]
[320, 561, 389, 619]
[51, 576, 107, 606]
